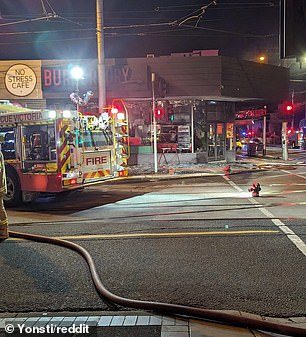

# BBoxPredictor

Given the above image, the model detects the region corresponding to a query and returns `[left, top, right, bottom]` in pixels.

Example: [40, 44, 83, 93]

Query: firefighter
[0, 150, 8, 240]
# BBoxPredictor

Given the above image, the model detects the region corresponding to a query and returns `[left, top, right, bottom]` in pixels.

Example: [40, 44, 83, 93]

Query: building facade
[0, 54, 289, 164]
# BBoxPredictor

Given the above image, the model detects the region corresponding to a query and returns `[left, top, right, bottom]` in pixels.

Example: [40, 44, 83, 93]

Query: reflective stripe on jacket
[0, 152, 7, 194]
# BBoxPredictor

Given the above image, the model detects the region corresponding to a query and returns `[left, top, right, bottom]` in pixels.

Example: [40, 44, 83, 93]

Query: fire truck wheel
[4, 168, 22, 207]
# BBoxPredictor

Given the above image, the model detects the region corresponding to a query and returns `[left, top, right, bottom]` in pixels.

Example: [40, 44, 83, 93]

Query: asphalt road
[1, 167, 306, 318]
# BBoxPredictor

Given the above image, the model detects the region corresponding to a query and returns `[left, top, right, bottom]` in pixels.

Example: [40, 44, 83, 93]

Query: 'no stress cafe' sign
[5, 64, 37, 97]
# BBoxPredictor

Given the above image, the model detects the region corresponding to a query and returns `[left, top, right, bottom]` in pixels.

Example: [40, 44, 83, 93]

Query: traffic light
[155, 106, 164, 119]
[279, 102, 295, 121]
[280, 102, 294, 113]
[285, 103, 293, 112]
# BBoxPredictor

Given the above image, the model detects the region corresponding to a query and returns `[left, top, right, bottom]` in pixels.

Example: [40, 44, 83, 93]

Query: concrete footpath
[1, 310, 306, 337]
[126, 149, 306, 180]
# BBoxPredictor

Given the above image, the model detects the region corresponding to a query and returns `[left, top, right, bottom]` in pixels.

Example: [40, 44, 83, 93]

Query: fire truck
[0, 100, 129, 206]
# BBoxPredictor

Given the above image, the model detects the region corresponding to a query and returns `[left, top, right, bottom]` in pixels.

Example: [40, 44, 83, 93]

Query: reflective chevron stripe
[58, 124, 71, 174]
[83, 170, 111, 180]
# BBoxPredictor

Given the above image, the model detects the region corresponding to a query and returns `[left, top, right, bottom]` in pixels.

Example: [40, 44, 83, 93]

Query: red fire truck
[0, 101, 129, 206]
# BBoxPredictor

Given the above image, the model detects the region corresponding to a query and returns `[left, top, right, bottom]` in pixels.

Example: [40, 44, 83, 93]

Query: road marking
[223, 176, 244, 192]
[53, 230, 278, 240]
[282, 169, 306, 180]
[7, 230, 279, 241]
[55, 230, 278, 240]
[223, 176, 306, 257]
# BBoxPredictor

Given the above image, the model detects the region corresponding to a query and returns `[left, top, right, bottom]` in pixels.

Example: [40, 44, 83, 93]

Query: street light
[70, 66, 84, 92]
[70, 66, 84, 112]
[257, 55, 267, 63]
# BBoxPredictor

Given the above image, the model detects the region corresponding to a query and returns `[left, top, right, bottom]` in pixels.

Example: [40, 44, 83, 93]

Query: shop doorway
[207, 123, 225, 160]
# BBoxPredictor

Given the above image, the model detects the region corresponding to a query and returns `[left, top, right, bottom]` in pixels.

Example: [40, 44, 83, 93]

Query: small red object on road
[224, 165, 231, 175]
[248, 182, 261, 197]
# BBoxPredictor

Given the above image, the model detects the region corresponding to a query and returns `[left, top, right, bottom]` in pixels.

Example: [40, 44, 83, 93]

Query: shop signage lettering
[0, 111, 43, 124]
[236, 109, 267, 119]
[106, 66, 131, 84]
[5, 64, 37, 97]
[42, 65, 133, 90]
[42, 67, 97, 89]
[43, 68, 70, 87]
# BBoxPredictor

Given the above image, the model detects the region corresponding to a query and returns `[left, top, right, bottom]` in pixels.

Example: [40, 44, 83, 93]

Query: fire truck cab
[0, 104, 129, 206]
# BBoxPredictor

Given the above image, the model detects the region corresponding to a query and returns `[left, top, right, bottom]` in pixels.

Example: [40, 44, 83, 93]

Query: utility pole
[96, 0, 106, 110]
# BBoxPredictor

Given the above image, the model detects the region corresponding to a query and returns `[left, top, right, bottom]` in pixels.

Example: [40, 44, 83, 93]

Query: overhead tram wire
[0, 1, 276, 46]
[0, 14, 58, 28]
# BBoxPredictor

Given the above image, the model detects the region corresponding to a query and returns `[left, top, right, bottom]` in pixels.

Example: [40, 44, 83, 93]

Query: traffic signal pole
[263, 114, 267, 155]
[96, 0, 106, 110]
[152, 73, 158, 173]
[282, 121, 288, 160]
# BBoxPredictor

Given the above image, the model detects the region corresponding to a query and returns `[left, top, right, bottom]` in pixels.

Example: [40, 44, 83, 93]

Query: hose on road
[8, 230, 306, 337]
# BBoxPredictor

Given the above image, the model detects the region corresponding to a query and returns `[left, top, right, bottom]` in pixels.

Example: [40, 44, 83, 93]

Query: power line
[0, 0, 277, 47]
[0, 14, 57, 27]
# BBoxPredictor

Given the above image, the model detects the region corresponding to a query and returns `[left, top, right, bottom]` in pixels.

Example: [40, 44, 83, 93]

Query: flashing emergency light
[48, 110, 56, 119]
[63, 110, 71, 118]
[117, 112, 125, 120]
[111, 107, 119, 114]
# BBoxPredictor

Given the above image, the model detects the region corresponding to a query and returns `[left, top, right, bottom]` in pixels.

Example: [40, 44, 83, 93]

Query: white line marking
[282, 169, 306, 180]
[223, 176, 244, 192]
[223, 176, 306, 257]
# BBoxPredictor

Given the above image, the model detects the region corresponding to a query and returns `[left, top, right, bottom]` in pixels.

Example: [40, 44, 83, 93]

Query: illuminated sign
[226, 123, 234, 138]
[5, 64, 37, 96]
[236, 109, 267, 120]
[0, 111, 43, 125]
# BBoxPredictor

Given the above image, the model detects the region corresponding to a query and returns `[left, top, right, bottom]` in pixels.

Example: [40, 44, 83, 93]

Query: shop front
[0, 53, 288, 164]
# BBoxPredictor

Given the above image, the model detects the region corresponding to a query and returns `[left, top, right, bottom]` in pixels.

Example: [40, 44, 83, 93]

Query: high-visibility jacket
[0, 151, 7, 194]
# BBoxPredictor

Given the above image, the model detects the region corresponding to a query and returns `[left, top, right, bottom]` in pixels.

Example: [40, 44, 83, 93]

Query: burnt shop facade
[0, 56, 288, 164]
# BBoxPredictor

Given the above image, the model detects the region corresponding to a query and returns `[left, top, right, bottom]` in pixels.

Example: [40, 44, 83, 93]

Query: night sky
[0, 0, 279, 60]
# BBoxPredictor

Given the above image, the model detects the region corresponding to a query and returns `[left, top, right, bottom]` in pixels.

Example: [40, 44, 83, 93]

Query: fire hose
[8, 230, 306, 337]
